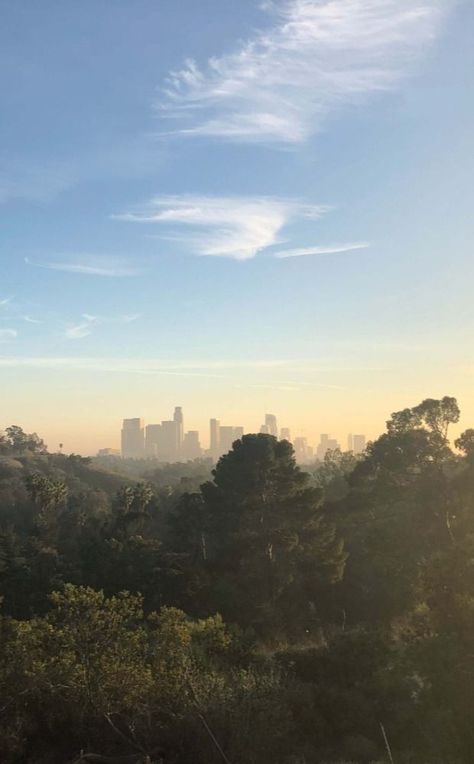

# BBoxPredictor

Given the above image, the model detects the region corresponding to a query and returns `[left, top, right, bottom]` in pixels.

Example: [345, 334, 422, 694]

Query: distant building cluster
[121, 407, 196, 461]
[210, 419, 244, 460]
[111, 408, 366, 463]
[120, 408, 245, 462]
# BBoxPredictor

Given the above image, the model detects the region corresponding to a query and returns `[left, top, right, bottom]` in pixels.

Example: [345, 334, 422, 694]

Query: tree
[333, 398, 461, 625]
[114, 483, 154, 536]
[199, 434, 346, 636]
[455, 429, 474, 461]
[314, 447, 359, 502]
[5, 426, 46, 454]
[387, 396, 460, 441]
[26, 472, 68, 541]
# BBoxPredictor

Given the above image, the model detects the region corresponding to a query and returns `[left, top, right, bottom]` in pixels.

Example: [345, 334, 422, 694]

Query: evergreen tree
[200, 434, 346, 635]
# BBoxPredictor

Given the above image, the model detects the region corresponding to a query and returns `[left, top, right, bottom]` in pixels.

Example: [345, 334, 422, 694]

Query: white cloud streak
[23, 315, 43, 324]
[25, 256, 142, 277]
[160, 0, 451, 144]
[274, 241, 370, 258]
[0, 297, 14, 307]
[0, 329, 17, 342]
[63, 313, 141, 341]
[0, 357, 395, 375]
[64, 318, 96, 340]
[116, 195, 328, 260]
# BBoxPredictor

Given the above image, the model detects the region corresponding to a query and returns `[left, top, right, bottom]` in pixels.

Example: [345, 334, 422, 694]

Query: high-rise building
[145, 424, 162, 457]
[174, 407, 183, 455]
[316, 433, 340, 461]
[280, 427, 291, 442]
[121, 418, 145, 459]
[182, 430, 202, 460]
[218, 425, 243, 455]
[265, 414, 278, 437]
[294, 437, 310, 462]
[347, 433, 353, 452]
[160, 420, 180, 462]
[353, 434, 366, 454]
[218, 426, 236, 454]
[210, 418, 220, 458]
[260, 424, 269, 434]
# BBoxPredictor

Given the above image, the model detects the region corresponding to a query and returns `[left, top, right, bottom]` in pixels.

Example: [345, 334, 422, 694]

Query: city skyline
[1, 1, 473, 455]
[117, 407, 366, 463]
[114, 405, 365, 462]
[1, 393, 468, 458]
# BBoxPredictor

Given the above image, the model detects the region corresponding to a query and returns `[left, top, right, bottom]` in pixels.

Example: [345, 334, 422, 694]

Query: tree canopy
[1, 403, 474, 763]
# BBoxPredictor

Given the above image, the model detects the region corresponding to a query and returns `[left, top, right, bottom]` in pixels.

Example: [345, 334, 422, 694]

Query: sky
[1, 0, 473, 454]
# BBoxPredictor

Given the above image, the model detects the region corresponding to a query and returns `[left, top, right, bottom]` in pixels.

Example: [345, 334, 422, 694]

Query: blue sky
[1, 0, 473, 453]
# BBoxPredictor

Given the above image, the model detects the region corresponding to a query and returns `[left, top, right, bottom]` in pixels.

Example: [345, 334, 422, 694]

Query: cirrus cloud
[274, 242, 370, 258]
[115, 195, 329, 260]
[0, 329, 18, 342]
[160, 0, 452, 145]
[64, 313, 141, 341]
[25, 256, 143, 277]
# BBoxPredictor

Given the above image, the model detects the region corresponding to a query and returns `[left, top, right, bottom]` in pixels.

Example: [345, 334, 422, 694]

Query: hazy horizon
[2, 390, 470, 457]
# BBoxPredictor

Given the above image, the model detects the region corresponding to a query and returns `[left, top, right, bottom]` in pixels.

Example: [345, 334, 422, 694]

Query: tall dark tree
[333, 397, 460, 625]
[199, 434, 346, 635]
[4, 426, 46, 454]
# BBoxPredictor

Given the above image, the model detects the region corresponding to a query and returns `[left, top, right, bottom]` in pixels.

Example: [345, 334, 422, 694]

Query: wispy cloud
[0, 329, 18, 342]
[0, 356, 395, 375]
[0, 296, 14, 308]
[64, 317, 97, 340]
[274, 242, 370, 258]
[23, 315, 43, 324]
[63, 313, 141, 341]
[25, 256, 143, 277]
[116, 195, 327, 260]
[160, 0, 451, 144]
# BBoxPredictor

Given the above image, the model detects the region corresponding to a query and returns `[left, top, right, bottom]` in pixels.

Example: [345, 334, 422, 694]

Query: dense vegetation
[1, 397, 473, 763]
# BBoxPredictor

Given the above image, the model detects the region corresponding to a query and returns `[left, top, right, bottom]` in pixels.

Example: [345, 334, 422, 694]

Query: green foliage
[314, 448, 360, 502]
[2, 425, 47, 454]
[455, 428, 474, 459]
[387, 396, 460, 439]
[197, 434, 346, 636]
[0, 399, 473, 762]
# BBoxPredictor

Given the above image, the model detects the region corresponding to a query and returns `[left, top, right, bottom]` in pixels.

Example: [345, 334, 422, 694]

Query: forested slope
[1, 398, 474, 763]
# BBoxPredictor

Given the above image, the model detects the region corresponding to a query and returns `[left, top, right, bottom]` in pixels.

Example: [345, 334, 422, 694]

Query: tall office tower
[353, 434, 366, 454]
[347, 433, 353, 452]
[121, 418, 145, 459]
[260, 424, 269, 434]
[316, 433, 340, 461]
[219, 426, 242, 455]
[265, 414, 278, 437]
[280, 427, 291, 442]
[161, 420, 180, 462]
[173, 407, 183, 455]
[210, 418, 220, 459]
[145, 424, 162, 457]
[294, 437, 309, 463]
[182, 430, 202, 460]
[218, 426, 234, 454]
